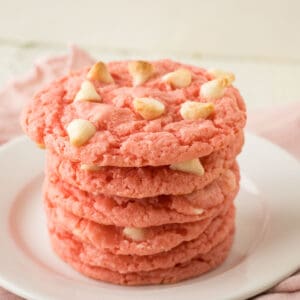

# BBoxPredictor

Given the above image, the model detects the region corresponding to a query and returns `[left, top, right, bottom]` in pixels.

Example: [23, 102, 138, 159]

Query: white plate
[0, 133, 300, 300]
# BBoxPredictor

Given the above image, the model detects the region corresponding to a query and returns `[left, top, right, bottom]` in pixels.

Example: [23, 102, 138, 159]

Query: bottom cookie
[50, 229, 234, 286]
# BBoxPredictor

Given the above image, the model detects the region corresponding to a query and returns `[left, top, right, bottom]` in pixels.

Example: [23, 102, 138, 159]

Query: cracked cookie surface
[21, 60, 246, 167]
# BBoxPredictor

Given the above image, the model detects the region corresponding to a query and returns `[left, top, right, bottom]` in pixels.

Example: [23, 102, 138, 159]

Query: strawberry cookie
[50, 226, 234, 285]
[46, 132, 243, 198]
[45, 192, 234, 256]
[44, 163, 239, 227]
[21, 60, 246, 167]
[48, 207, 234, 274]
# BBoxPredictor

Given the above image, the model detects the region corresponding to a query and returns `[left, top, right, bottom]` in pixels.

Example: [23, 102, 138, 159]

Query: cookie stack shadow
[21, 60, 246, 285]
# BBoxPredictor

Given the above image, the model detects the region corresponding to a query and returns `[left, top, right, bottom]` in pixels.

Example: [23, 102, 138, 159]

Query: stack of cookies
[21, 59, 246, 285]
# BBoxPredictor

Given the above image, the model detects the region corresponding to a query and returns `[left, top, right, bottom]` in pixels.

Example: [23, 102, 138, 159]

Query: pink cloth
[0, 45, 95, 144]
[247, 103, 300, 160]
[0, 47, 299, 300]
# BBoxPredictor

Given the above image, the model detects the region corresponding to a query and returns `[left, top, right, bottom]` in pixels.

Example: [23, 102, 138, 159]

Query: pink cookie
[45, 190, 234, 256]
[44, 163, 239, 227]
[48, 206, 234, 273]
[21, 59, 246, 167]
[51, 228, 234, 285]
[46, 132, 243, 198]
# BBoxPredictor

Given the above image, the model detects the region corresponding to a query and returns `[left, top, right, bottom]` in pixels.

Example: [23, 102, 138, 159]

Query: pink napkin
[0, 45, 95, 144]
[0, 47, 299, 300]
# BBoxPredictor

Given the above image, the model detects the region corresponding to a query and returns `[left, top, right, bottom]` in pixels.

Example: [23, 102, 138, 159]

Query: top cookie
[21, 59, 246, 167]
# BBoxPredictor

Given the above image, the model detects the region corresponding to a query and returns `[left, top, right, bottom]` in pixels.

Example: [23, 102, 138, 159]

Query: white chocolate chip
[170, 158, 205, 176]
[192, 208, 204, 215]
[80, 164, 101, 171]
[74, 80, 101, 102]
[162, 68, 192, 88]
[133, 97, 165, 120]
[208, 69, 235, 85]
[66, 119, 96, 147]
[87, 61, 114, 83]
[123, 227, 145, 241]
[128, 61, 154, 86]
[180, 101, 214, 120]
[200, 78, 229, 100]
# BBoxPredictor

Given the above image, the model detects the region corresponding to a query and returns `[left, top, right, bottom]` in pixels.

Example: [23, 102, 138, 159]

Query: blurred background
[0, 0, 299, 110]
